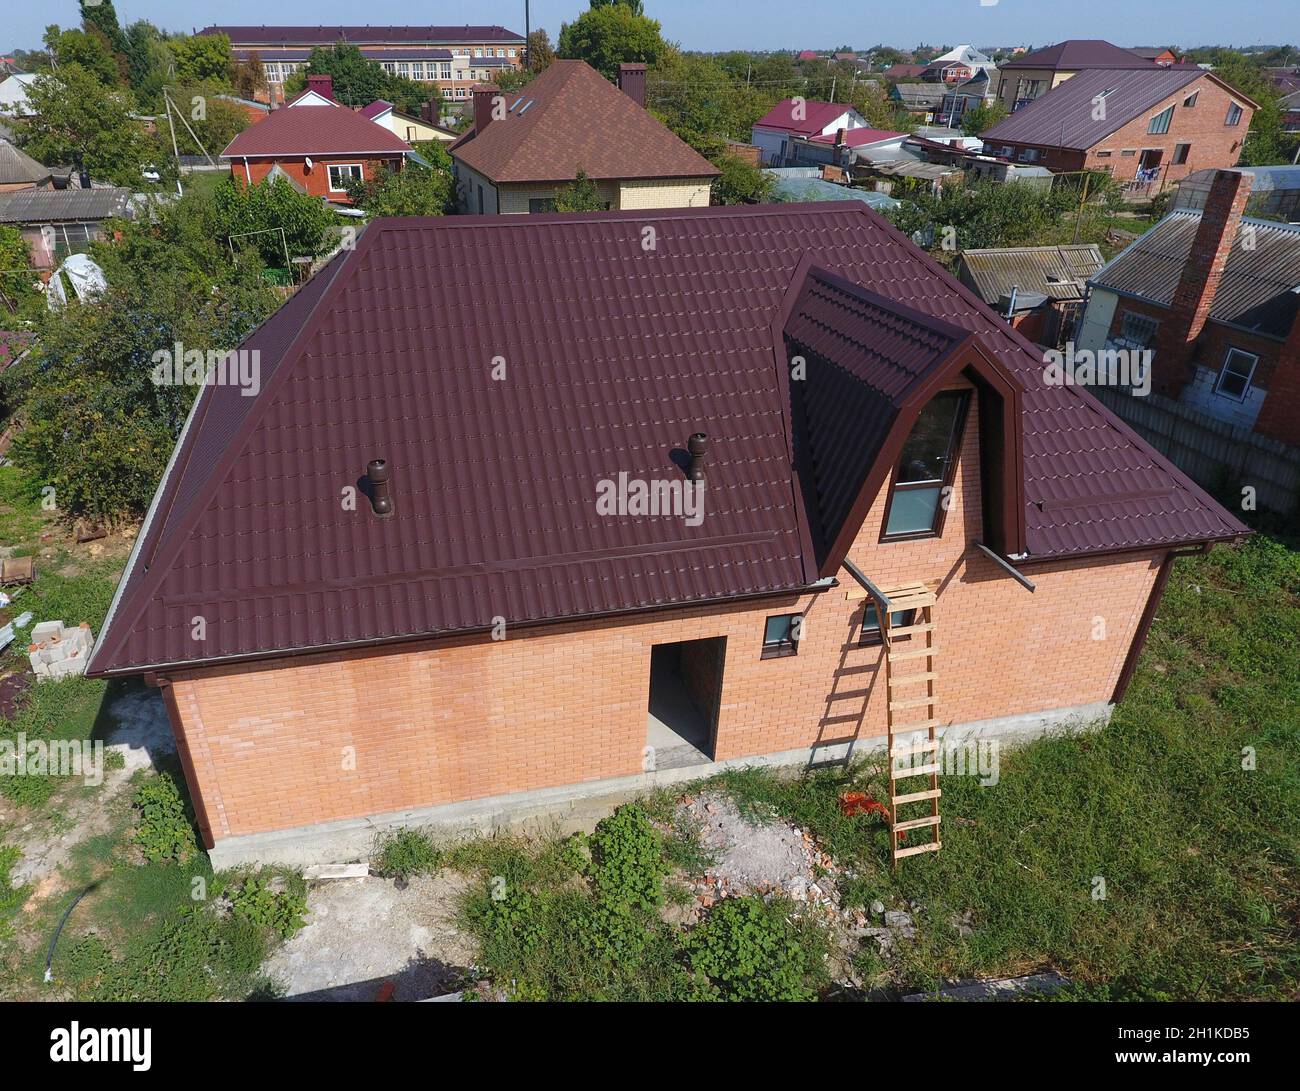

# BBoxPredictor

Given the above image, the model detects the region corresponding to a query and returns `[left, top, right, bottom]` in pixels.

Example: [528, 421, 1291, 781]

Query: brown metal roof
[450, 60, 719, 184]
[1091, 210, 1300, 339]
[87, 203, 1246, 676]
[957, 245, 1105, 305]
[222, 102, 413, 158]
[998, 40, 1156, 71]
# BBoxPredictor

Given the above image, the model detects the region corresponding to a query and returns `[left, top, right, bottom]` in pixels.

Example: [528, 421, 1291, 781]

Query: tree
[290, 42, 433, 115]
[13, 65, 154, 186]
[78, 0, 130, 82]
[961, 100, 1008, 137]
[0, 226, 41, 321]
[527, 29, 555, 72]
[170, 33, 233, 86]
[123, 19, 171, 103]
[214, 175, 338, 268]
[232, 52, 267, 101]
[552, 170, 607, 211]
[647, 49, 770, 156]
[590, 0, 645, 12]
[711, 154, 774, 205]
[557, 4, 668, 80]
[1209, 53, 1296, 165]
[885, 180, 1073, 256]
[346, 144, 455, 216]
[170, 84, 250, 158]
[43, 24, 121, 85]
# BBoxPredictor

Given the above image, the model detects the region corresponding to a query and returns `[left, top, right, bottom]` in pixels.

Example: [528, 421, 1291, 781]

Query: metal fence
[1091, 386, 1300, 516]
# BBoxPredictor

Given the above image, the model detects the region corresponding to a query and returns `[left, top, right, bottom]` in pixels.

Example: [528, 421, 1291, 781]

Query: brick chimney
[472, 83, 501, 134]
[618, 63, 647, 108]
[306, 74, 334, 101]
[1150, 169, 1252, 398]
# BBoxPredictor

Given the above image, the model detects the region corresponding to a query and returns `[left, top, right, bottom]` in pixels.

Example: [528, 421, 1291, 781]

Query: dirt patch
[262, 869, 479, 1001]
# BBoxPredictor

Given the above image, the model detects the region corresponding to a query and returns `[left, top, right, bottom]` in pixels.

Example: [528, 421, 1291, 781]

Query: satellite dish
[305, 156, 314, 170]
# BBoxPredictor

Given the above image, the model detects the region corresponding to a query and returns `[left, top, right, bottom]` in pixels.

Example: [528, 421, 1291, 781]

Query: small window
[1119, 310, 1160, 347]
[327, 163, 363, 191]
[859, 605, 917, 647]
[1121, 149, 1138, 157]
[1183, 91, 1199, 107]
[882, 390, 969, 540]
[1148, 106, 1174, 134]
[1226, 102, 1243, 126]
[1172, 142, 1191, 165]
[761, 614, 801, 659]
[1214, 348, 1258, 400]
[1096, 150, 1112, 158]
[529, 198, 557, 213]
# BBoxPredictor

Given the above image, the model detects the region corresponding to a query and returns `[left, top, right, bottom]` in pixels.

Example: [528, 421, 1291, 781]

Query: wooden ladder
[880, 582, 942, 867]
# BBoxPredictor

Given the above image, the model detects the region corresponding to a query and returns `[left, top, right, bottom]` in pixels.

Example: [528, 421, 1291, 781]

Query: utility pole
[162, 92, 183, 196]
[830, 76, 836, 103]
[524, 0, 530, 70]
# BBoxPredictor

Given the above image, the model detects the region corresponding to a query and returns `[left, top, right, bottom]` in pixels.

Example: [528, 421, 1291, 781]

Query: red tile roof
[450, 60, 718, 183]
[808, 127, 904, 148]
[221, 102, 413, 157]
[87, 203, 1246, 676]
[754, 99, 857, 136]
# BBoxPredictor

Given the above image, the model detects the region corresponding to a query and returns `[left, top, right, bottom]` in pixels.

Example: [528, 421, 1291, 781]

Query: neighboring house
[360, 100, 457, 144]
[763, 169, 901, 210]
[0, 187, 136, 269]
[220, 76, 414, 204]
[0, 73, 37, 117]
[85, 202, 1246, 865]
[752, 98, 870, 166]
[884, 63, 928, 80]
[200, 25, 525, 105]
[1173, 165, 1300, 223]
[938, 68, 997, 125]
[0, 137, 52, 192]
[922, 44, 995, 84]
[214, 94, 270, 125]
[980, 67, 1256, 188]
[1130, 48, 1181, 66]
[1078, 169, 1300, 443]
[994, 39, 1160, 112]
[1281, 89, 1300, 133]
[956, 244, 1105, 347]
[890, 83, 948, 119]
[787, 127, 907, 168]
[796, 50, 820, 62]
[450, 61, 718, 214]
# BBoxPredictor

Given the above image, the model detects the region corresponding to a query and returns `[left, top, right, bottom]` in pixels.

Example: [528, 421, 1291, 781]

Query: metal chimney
[367, 459, 394, 516]
[687, 433, 708, 481]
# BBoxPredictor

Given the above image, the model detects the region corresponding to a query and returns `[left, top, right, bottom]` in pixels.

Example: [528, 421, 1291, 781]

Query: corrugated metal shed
[87, 203, 1246, 676]
[1092, 211, 1300, 338]
[957, 245, 1104, 305]
[0, 187, 135, 224]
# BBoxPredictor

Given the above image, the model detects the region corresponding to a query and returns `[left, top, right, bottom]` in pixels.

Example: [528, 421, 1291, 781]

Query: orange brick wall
[164, 390, 1167, 843]
[228, 155, 406, 203]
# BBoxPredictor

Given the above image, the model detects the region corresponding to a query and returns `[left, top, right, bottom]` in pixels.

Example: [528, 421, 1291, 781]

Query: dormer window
[881, 391, 970, 540]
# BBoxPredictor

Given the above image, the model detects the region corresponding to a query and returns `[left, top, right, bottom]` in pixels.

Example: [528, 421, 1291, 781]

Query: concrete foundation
[206, 700, 1112, 870]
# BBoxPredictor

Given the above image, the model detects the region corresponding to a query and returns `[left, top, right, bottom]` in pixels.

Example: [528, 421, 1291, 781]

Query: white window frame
[328, 163, 364, 192]
[1226, 102, 1243, 126]
[1213, 348, 1258, 401]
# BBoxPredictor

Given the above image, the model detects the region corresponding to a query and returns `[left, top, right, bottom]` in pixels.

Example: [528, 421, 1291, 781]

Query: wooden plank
[893, 815, 941, 832]
[893, 841, 942, 859]
[892, 788, 942, 804]
[891, 762, 941, 778]
[886, 622, 934, 638]
[889, 696, 936, 710]
[888, 646, 936, 662]
[890, 740, 939, 758]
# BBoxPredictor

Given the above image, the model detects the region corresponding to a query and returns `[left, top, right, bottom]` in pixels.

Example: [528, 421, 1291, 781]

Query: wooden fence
[1091, 386, 1300, 516]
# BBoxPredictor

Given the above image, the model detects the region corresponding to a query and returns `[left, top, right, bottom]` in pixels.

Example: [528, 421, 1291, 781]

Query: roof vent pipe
[687, 433, 708, 481]
[367, 459, 394, 517]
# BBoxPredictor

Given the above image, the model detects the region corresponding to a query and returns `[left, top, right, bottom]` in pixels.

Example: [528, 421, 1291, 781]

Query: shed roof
[87, 203, 1245, 676]
[0, 138, 50, 186]
[957, 245, 1105, 304]
[0, 186, 135, 224]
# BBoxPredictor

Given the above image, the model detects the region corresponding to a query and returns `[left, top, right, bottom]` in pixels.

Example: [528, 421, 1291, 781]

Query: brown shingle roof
[222, 103, 412, 158]
[86, 203, 1245, 677]
[450, 60, 718, 184]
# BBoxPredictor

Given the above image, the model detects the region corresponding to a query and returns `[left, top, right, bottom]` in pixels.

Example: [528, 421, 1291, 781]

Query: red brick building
[86, 204, 1246, 864]
[220, 76, 413, 204]
[982, 67, 1256, 189]
[1079, 170, 1300, 446]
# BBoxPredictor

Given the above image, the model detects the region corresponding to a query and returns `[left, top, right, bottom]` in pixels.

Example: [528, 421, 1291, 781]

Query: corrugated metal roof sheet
[754, 99, 856, 136]
[998, 40, 1157, 71]
[0, 138, 50, 186]
[0, 186, 135, 223]
[958, 245, 1105, 304]
[1092, 211, 1300, 338]
[982, 67, 1207, 150]
[87, 203, 1246, 676]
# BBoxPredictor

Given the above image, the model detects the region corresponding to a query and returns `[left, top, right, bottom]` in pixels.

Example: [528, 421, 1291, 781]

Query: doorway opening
[646, 637, 725, 769]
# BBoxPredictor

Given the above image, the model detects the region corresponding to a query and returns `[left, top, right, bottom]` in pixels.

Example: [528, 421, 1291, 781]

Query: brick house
[450, 61, 719, 214]
[981, 67, 1255, 189]
[86, 203, 1246, 864]
[220, 76, 414, 204]
[993, 39, 1163, 112]
[1078, 169, 1300, 445]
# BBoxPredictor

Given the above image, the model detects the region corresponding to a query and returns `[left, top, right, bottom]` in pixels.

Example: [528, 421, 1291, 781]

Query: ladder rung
[886, 592, 936, 609]
[886, 623, 934, 638]
[880, 581, 927, 596]
[888, 647, 936, 662]
[889, 696, 935, 711]
[892, 788, 942, 804]
[893, 814, 941, 833]
[890, 739, 939, 758]
[891, 762, 941, 778]
[889, 671, 937, 686]
[894, 841, 942, 859]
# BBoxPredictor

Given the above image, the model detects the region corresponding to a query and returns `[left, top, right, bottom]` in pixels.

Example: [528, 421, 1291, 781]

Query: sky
[5, 0, 1299, 57]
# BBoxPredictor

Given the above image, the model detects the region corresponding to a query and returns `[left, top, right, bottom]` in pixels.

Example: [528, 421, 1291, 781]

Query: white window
[508, 49, 517, 58]
[440, 63, 452, 80]
[328, 163, 364, 192]
[1226, 102, 1243, 126]
[410, 62, 424, 80]
[1214, 348, 1258, 400]
[397, 62, 410, 78]
[474, 48, 483, 57]
[381, 62, 395, 74]
[265, 63, 281, 81]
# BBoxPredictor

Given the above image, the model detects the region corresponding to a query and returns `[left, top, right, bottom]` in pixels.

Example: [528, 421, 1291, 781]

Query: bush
[374, 828, 442, 878]
[131, 772, 199, 864]
[226, 874, 308, 939]
[586, 803, 667, 912]
[684, 895, 823, 1001]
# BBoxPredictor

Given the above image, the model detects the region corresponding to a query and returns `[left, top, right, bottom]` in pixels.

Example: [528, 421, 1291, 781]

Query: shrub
[586, 804, 668, 912]
[374, 828, 442, 879]
[131, 772, 199, 864]
[227, 875, 308, 939]
[684, 895, 823, 1002]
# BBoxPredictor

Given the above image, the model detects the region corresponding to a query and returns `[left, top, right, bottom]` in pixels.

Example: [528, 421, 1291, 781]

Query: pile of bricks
[27, 621, 95, 681]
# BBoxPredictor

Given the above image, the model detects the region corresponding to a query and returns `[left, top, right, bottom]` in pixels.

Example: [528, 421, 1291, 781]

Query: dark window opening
[1172, 143, 1191, 165]
[882, 390, 969, 540]
[529, 198, 557, 213]
[1214, 348, 1257, 401]
[859, 604, 917, 647]
[761, 613, 801, 659]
